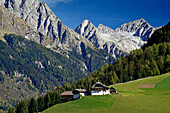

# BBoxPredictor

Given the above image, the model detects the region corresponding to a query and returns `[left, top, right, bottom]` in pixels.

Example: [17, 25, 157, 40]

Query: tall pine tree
[28, 97, 38, 113]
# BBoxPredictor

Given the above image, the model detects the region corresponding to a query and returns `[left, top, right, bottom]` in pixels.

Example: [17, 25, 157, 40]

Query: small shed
[74, 89, 87, 96]
[110, 87, 117, 94]
[72, 90, 80, 99]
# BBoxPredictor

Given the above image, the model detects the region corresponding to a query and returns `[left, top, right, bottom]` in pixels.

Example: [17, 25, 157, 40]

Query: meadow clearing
[43, 73, 170, 113]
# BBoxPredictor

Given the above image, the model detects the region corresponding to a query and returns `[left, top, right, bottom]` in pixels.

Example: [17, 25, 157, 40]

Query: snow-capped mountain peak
[75, 19, 96, 38]
[115, 18, 155, 41]
[75, 19, 156, 59]
[97, 24, 115, 34]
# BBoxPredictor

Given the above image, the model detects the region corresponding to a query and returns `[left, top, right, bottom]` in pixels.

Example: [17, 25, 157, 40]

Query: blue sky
[41, 0, 170, 30]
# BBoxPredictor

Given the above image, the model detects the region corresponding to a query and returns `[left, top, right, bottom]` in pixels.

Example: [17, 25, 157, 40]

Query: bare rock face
[0, 0, 113, 73]
[0, 0, 93, 53]
[115, 18, 156, 41]
[75, 19, 156, 59]
[0, 6, 40, 43]
[0, 1, 115, 107]
[0, 5, 53, 47]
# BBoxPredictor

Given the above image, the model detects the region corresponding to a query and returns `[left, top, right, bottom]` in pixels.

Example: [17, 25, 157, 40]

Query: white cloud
[41, 0, 72, 4]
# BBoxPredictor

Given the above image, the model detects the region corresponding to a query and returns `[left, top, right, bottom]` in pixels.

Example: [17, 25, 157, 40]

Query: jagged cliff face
[75, 19, 156, 59]
[115, 18, 155, 41]
[0, 0, 95, 53]
[0, 0, 113, 73]
[0, 6, 49, 44]
[0, 0, 155, 59]
[0, 0, 114, 102]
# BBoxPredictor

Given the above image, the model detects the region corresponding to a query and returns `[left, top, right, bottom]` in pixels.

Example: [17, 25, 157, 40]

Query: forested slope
[0, 34, 113, 111]
[64, 22, 170, 91]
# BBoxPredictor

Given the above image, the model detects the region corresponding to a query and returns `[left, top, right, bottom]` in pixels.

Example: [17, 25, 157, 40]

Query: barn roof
[60, 91, 73, 96]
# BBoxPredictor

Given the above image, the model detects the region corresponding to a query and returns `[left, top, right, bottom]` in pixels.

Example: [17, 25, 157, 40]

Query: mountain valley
[0, 0, 168, 112]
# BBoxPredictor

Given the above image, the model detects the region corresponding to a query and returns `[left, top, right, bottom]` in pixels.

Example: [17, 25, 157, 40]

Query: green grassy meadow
[43, 73, 170, 113]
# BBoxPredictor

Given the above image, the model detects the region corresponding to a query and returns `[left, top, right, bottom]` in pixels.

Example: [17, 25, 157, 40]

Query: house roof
[110, 87, 117, 91]
[60, 91, 73, 96]
[91, 82, 108, 89]
[75, 89, 87, 92]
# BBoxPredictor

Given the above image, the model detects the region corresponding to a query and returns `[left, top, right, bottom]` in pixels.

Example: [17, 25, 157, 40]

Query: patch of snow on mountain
[75, 18, 155, 59]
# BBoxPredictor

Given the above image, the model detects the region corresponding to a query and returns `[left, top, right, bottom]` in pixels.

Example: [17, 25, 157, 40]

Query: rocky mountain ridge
[0, 0, 114, 73]
[115, 18, 155, 41]
[0, 0, 114, 94]
[75, 19, 156, 59]
[0, 0, 93, 53]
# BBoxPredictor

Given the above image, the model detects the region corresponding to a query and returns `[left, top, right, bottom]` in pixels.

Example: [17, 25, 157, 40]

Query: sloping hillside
[0, 1, 114, 111]
[42, 73, 170, 113]
[0, 33, 113, 111]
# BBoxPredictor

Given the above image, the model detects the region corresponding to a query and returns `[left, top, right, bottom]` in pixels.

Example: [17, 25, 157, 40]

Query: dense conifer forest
[0, 34, 113, 111]
[0, 34, 113, 92]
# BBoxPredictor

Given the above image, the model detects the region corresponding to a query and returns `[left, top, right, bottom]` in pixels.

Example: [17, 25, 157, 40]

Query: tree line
[8, 91, 61, 113]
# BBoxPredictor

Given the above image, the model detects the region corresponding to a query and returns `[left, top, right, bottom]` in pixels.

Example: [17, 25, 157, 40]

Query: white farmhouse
[91, 82, 110, 95]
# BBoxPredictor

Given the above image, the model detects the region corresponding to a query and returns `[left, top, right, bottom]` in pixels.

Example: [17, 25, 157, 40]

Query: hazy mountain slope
[75, 19, 156, 59]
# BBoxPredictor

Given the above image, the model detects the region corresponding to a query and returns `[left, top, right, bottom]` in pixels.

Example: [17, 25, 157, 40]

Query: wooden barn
[61, 90, 80, 101]
[60, 91, 74, 100]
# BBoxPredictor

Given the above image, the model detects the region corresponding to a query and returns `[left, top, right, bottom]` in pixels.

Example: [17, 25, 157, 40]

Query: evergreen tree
[8, 107, 14, 113]
[54, 91, 61, 104]
[166, 43, 170, 55]
[157, 56, 164, 74]
[150, 59, 160, 76]
[16, 100, 29, 113]
[152, 44, 159, 60]
[118, 58, 123, 82]
[0, 72, 4, 83]
[44, 93, 51, 109]
[165, 55, 170, 72]
[145, 60, 153, 76]
[128, 61, 134, 80]
[135, 58, 142, 79]
[49, 92, 55, 106]
[28, 97, 38, 113]
[37, 96, 45, 112]
[159, 43, 167, 56]
[15, 103, 20, 113]
[86, 77, 92, 91]
[112, 71, 119, 84]
[144, 46, 153, 61]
